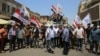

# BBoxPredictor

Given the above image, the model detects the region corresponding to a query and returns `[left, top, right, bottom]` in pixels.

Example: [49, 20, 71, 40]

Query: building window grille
[2, 3, 7, 12]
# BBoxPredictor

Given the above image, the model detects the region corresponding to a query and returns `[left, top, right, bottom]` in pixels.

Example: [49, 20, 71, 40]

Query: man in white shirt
[75, 25, 85, 51]
[45, 26, 54, 53]
[53, 26, 59, 47]
[49, 26, 55, 48]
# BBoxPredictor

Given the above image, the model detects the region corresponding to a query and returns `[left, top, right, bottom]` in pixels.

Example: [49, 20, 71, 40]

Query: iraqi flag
[11, 6, 30, 25]
[51, 5, 57, 14]
[11, 8, 23, 25]
[73, 15, 81, 28]
[31, 16, 41, 28]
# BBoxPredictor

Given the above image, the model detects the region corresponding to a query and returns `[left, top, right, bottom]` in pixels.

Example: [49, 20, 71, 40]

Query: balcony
[86, 0, 100, 8]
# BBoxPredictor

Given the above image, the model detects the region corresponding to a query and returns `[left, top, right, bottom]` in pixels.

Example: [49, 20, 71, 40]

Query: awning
[0, 14, 10, 20]
[0, 19, 9, 24]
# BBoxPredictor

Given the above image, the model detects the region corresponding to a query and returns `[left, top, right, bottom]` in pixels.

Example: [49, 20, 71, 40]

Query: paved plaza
[0, 46, 99, 56]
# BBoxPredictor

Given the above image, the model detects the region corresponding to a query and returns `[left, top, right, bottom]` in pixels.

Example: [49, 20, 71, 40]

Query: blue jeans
[76, 38, 83, 50]
[51, 38, 55, 48]
[25, 36, 30, 46]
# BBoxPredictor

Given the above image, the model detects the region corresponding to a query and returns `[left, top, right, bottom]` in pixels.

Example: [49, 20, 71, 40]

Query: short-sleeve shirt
[18, 29, 25, 39]
[76, 28, 84, 38]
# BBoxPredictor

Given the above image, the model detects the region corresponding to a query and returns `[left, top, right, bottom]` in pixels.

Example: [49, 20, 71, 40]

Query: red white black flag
[11, 6, 30, 25]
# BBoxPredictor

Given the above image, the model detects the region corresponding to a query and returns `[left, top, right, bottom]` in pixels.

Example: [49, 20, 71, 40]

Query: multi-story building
[61, 16, 69, 25]
[40, 16, 50, 25]
[78, 0, 100, 25]
[0, 0, 21, 20]
[29, 10, 40, 21]
[0, 0, 40, 22]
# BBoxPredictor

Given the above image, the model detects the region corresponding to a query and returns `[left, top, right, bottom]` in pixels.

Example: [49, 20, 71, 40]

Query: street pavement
[0, 46, 99, 56]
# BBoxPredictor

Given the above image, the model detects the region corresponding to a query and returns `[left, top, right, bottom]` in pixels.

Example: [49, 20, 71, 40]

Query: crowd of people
[0, 23, 100, 55]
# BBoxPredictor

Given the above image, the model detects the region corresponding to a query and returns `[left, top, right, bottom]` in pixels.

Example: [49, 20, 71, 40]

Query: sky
[16, 0, 81, 24]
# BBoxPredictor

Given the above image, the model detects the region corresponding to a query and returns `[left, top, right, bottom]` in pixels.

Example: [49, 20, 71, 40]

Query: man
[24, 25, 31, 48]
[30, 25, 35, 48]
[57, 25, 63, 48]
[8, 25, 18, 52]
[45, 26, 54, 53]
[0, 25, 7, 53]
[89, 25, 100, 54]
[49, 26, 55, 48]
[40, 25, 46, 48]
[85, 24, 91, 49]
[75, 24, 85, 51]
[17, 26, 25, 49]
[62, 25, 70, 55]
[33, 26, 39, 48]
[53, 25, 59, 47]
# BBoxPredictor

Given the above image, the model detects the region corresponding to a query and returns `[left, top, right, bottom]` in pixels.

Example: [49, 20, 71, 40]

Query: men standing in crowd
[33, 25, 39, 48]
[24, 25, 31, 48]
[57, 25, 63, 48]
[40, 25, 47, 48]
[0, 25, 7, 53]
[85, 24, 91, 49]
[54, 25, 59, 47]
[17, 26, 25, 49]
[45, 26, 54, 53]
[8, 25, 18, 52]
[89, 24, 100, 54]
[62, 25, 70, 55]
[49, 26, 56, 48]
[74, 24, 85, 51]
[30, 25, 34, 48]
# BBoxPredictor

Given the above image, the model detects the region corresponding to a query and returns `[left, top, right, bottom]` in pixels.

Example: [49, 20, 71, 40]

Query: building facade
[0, 0, 40, 22]
[78, 0, 100, 25]
[40, 16, 50, 25]
[29, 10, 40, 21]
[0, 0, 21, 19]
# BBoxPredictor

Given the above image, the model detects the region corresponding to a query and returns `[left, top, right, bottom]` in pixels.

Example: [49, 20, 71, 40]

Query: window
[7, 5, 10, 13]
[2, 3, 7, 12]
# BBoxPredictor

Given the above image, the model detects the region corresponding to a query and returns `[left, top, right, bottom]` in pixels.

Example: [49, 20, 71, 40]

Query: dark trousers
[87, 35, 90, 43]
[25, 37, 30, 46]
[46, 40, 53, 53]
[55, 37, 59, 47]
[76, 38, 83, 50]
[70, 37, 75, 48]
[51, 38, 55, 48]
[33, 37, 39, 48]
[90, 40, 99, 53]
[30, 38, 33, 48]
[9, 36, 16, 52]
[42, 35, 46, 47]
[59, 37, 63, 47]
[17, 38, 23, 49]
[0, 38, 5, 52]
[47, 40, 51, 50]
[63, 41, 69, 55]
[43, 38, 46, 47]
